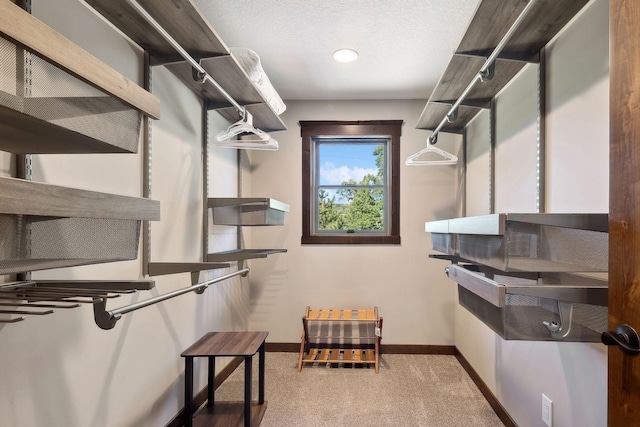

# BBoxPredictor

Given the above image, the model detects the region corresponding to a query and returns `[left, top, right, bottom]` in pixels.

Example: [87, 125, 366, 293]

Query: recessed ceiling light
[333, 48, 359, 63]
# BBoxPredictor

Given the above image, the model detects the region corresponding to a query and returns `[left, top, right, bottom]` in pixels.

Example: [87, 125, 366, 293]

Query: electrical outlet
[542, 394, 553, 427]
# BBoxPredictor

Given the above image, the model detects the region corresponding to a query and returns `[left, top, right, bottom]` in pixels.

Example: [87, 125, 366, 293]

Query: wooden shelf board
[200, 56, 265, 104]
[1, 1, 159, 119]
[456, 0, 590, 58]
[416, 102, 481, 131]
[164, 55, 264, 105]
[0, 177, 160, 220]
[429, 56, 526, 103]
[302, 348, 376, 364]
[216, 104, 286, 133]
[0, 258, 131, 275]
[34, 280, 156, 291]
[84, 0, 228, 57]
[147, 262, 231, 276]
[207, 249, 287, 263]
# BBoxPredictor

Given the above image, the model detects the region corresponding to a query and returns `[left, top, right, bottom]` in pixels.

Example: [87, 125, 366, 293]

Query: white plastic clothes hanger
[214, 111, 279, 151]
[405, 138, 458, 166]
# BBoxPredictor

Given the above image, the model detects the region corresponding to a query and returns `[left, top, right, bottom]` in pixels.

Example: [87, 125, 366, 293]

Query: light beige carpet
[213, 352, 505, 426]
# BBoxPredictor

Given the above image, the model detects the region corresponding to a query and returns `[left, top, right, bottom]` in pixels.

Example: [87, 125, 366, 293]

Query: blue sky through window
[319, 142, 382, 185]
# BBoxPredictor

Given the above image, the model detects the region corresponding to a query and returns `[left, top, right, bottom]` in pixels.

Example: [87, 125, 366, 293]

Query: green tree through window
[319, 145, 385, 231]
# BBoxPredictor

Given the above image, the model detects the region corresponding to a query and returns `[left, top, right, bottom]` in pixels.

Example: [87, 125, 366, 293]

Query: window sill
[301, 235, 400, 245]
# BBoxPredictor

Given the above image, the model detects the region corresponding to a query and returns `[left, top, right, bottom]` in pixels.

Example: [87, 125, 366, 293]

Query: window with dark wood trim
[301, 120, 401, 244]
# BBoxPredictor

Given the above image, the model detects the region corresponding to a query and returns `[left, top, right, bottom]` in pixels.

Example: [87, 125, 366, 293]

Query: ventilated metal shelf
[84, 0, 285, 131]
[416, 0, 590, 132]
[425, 213, 608, 272]
[0, 1, 159, 154]
[426, 213, 609, 342]
[0, 177, 159, 275]
[449, 264, 608, 341]
[209, 198, 290, 226]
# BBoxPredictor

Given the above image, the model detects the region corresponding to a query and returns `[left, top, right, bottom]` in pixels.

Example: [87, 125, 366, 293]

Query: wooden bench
[297, 307, 383, 373]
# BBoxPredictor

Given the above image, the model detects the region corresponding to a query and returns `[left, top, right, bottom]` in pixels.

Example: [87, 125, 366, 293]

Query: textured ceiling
[195, 0, 481, 101]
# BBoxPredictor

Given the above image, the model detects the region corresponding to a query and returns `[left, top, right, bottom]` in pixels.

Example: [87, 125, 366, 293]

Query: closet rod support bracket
[480, 61, 495, 81]
[446, 108, 458, 123]
[92, 268, 250, 330]
[192, 67, 206, 84]
[94, 298, 120, 330]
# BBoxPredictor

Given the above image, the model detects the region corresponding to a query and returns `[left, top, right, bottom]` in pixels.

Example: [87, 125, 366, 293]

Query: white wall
[457, 1, 609, 426]
[244, 99, 460, 345]
[0, 1, 246, 426]
[465, 109, 491, 216]
[495, 64, 539, 213]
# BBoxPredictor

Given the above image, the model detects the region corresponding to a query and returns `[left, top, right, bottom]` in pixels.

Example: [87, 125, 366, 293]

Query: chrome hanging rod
[94, 267, 250, 330]
[125, 0, 246, 117]
[428, 0, 539, 144]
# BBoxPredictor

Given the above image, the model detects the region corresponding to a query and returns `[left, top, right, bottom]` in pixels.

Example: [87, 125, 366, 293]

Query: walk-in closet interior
[1, 0, 637, 426]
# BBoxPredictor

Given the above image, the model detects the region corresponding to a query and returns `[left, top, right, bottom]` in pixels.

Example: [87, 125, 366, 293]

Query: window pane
[318, 142, 384, 186]
[317, 187, 384, 231]
[301, 120, 401, 245]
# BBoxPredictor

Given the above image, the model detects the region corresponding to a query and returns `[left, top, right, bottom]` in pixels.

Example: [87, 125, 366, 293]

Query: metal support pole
[489, 98, 496, 214]
[142, 51, 152, 276]
[202, 102, 209, 261]
[537, 48, 547, 213]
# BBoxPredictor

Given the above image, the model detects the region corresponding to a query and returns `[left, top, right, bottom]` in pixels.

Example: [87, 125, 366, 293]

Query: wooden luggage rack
[297, 307, 383, 373]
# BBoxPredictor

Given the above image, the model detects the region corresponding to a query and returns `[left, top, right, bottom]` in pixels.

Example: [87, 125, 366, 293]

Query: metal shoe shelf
[425, 213, 609, 342]
[416, 0, 589, 136]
